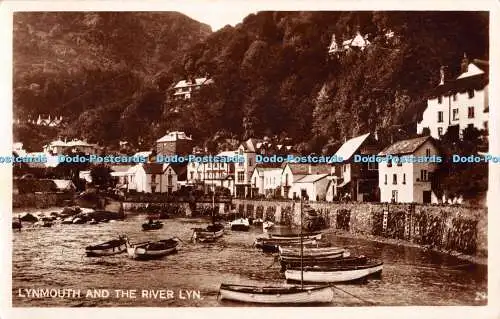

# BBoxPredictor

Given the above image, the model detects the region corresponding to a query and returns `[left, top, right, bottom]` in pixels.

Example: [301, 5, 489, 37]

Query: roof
[166, 162, 188, 176]
[156, 131, 192, 143]
[142, 163, 164, 174]
[378, 136, 432, 156]
[174, 77, 213, 88]
[431, 62, 488, 97]
[333, 133, 370, 162]
[296, 174, 328, 183]
[457, 63, 485, 79]
[217, 150, 238, 157]
[285, 163, 310, 175]
[66, 139, 93, 147]
[309, 164, 332, 174]
[134, 151, 152, 158]
[110, 165, 133, 173]
[239, 138, 263, 152]
[52, 179, 76, 190]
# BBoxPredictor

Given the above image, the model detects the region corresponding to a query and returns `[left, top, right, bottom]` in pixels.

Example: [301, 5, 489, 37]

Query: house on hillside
[172, 77, 214, 100]
[156, 131, 193, 156]
[280, 163, 331, 200]
[417, 55, 489, 140]
[326, 133, 380, 202]
[378, 136, 440, 203]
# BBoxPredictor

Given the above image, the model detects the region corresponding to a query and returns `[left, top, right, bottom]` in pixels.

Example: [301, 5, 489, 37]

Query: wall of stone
[13, 193, 60, 208]
[232, 199, 487, 257]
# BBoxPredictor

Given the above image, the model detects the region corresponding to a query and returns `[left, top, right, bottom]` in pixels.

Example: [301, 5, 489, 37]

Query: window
[438, 96, 443, 104]
[438, 127, 443, 136]
[468, 106, 475, 118]
[452, 109, 459, 121]
[484, 121, 488, 131]
[367, 162, 377, 170]
[392, 174, 397, 185]
[384, 174, 387, 185]
[237, 172, 245, 182]
[190, 172, 194, 180]
[426, 149, 431, 157]
[151, 174, 157, 183]
[397, 159, 402, 167]
[453, 93, 457, 101]
[403, 173, 406, 184]
[420, 170, 428, 182]
[249, 158, 253, 166]
[468, 90, 474, 98]
[343, 165, 347, 172]
[392, 190, 398, 203]
[285, 174, 289, 186]
[167, 174, 173, 186]
[253, 177, 256, 186]
[387, 161, 392, 168]
[437, 111, 443, 123]
[214, 162, 218, 168]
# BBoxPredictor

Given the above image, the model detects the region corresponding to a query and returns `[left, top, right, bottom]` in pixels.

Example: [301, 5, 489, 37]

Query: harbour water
[12, 209, 487, 307]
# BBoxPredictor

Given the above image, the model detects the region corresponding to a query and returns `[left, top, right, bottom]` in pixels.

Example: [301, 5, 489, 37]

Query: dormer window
[438, 96, 443, 104]
[468, 90, 474, 99]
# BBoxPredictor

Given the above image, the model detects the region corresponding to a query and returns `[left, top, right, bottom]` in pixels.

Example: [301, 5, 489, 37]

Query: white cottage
[378, 136, 440, 203]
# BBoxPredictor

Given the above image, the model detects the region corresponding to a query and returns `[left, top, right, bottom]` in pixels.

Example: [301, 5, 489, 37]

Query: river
[12, 209, 487, 307]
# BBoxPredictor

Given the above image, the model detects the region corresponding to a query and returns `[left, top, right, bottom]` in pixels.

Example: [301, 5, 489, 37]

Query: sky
[176, 4, 258, 31]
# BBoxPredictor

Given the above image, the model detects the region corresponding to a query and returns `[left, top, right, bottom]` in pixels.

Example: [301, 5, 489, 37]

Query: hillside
[13, 11, 488, 153]
[13, 12, 212, 150]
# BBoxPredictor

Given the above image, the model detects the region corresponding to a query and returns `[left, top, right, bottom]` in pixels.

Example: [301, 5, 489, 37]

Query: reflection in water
[12, 212, 487, 307]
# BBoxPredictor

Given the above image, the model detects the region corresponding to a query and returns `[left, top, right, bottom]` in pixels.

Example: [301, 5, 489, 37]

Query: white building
[417, 57, 489, 139]
[250, 165, 283, 197]
[290, 174, 330, 201]
[43, 139, 98, 155]
[172, 77, 214, 100]
[378, 136, 440, 204]
[126, 163, 184, 194]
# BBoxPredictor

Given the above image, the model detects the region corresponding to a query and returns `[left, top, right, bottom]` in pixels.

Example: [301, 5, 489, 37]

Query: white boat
[218, 284, 333, 304]
[284, 261, 384, 283]
[262, 221, 274, 231]
[126, 237, 180, 260]
[230, 218, 250, 231]
[85, 237, 127, 257]
[279, 246, 347, 258]
[192, 223, 225, 242]
[267, 231, 322, 241]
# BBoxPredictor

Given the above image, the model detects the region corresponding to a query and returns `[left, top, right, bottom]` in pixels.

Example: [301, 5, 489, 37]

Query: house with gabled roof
[326, 132, 380, 202]
[126, 162, 186, 193]
[417, 56, 489, 140]
[378, 136, 440, 203]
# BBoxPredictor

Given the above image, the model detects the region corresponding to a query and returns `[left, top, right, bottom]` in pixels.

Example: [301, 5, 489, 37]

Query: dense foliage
[13, 11, 488, 154]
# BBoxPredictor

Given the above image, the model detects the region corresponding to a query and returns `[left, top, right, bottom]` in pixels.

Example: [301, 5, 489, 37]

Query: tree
[90, 164, 114, 188]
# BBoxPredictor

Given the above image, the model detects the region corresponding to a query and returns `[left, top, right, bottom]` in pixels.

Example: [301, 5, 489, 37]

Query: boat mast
[300, 196, 303, 289]
[212, 192, 215, 225]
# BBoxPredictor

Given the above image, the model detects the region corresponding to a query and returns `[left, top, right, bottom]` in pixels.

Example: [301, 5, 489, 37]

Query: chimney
[461, 52, 469, 74]
[439, 66, 446, 85]
[374, 129, 379, 141]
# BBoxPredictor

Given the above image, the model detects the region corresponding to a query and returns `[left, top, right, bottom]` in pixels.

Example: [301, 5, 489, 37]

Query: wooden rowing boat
[142, 220, 163, 231]
[266, 231, 322, 241]
[279, 246, 348, 258]
[254, 237, 318, 250]
[218, 284, 333, 304]
[280, 255, 369, 271]
[85, 236, 127, 257]
[230, 218, 250, 231]
[192, 223, 225, 242]
[126, 237, 180, 260]
[284, 260, 384, 283]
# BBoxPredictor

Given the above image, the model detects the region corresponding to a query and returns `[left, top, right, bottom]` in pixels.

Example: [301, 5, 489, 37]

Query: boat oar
[331, 285, 376, 305]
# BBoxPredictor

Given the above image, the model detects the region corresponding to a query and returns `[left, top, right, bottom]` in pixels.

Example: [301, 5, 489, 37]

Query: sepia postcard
[0, 1, 499, 319]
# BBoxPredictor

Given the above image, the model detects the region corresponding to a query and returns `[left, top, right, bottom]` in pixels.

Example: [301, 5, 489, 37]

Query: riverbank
[328, 229, 487, 266]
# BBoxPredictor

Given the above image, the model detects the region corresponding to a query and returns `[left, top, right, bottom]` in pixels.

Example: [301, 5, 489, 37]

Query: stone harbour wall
[232, 199, 487, 258]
